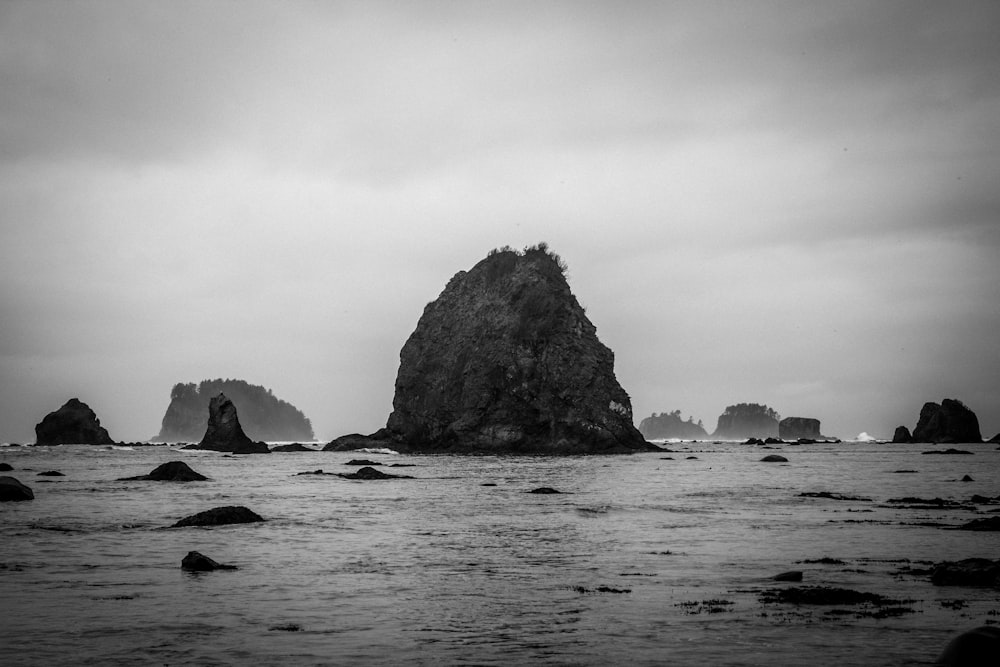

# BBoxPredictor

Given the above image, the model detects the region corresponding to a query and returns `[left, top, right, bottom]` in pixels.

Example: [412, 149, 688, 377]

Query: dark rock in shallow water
[760, 455, 788, 462]
[773, 571, 804, 582]
[931, 559, 1000, 586]
[958, 517, 1000, 532]
[183, 394, 269, 454]
[295, 469, 335, 476]
[34, 398, 115, 446]
[270, 443, 316, 452]
[961, 474, 974, 482]
[0, 463, 12, 471]
[935, 626, 1000, 666]
[338, 466, 411, 480]
[892, 426, 913, 443]
[346, 459, 382, 466]
[799, 492, 872, 501]
[0, 476, 34, 501]
[377, 245, 656, 454]
[323, 433, 391, 452]
[181, 551, 237, 571]
[36, 470, 64, 477]
[120, 461, 207, 482]
[912, 398, 982, 444]
[528, 487, 563, 494]
[759, 586, 892, 606]
[171, 506, 264, 528]
[922, 448, 974, 455]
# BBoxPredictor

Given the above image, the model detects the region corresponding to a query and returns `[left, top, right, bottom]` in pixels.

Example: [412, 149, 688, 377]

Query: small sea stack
[119, 461, 208, 482]
[34, 398, 115, 446]
[183, 394, 269, 454]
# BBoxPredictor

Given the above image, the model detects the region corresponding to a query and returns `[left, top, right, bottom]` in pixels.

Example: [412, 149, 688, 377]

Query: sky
[1, 0, 998, 443]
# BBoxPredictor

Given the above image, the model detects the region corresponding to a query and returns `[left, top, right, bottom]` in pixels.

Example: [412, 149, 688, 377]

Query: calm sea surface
[1, 441, 998, 666]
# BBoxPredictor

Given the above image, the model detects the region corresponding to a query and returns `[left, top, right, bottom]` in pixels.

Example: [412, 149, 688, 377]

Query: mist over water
[2, 442, 998, 666]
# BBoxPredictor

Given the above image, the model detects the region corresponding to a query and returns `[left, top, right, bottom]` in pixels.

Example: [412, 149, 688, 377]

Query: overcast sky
[2, 1, 998, 443]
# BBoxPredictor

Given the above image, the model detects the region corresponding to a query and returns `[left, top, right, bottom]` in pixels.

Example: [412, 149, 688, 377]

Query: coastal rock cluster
[34, 398, 115, 446]
[893, 398, 982, 444]
[637, 411, 707, 440]
[329, 245, 655, 454]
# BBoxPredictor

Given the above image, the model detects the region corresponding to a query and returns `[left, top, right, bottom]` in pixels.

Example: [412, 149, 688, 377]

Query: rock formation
[181, 551, 237, 571]
[712, 403, 780, 440]
[183, 394, 269, 454]
[911, 399, 982, 443]
[892, 426, 912, 443]
[778, 417, 828, 441]
[935, 626, 1000, 667]
[154, 379, 314, 442]
[171, 505, 264, 528]
[0, 476, 34, 501]
[34, 398, 115, 446]
[329, 245, 655, 454]
[119, 461, 208, 482]
[637, 411, 707, 440]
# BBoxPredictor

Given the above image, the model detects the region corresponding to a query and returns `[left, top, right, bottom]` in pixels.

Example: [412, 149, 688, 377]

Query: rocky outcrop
[0, 463, 12, 471]
[270, 443, 316, 452]
[892, 426, 913, 443]
[119, 461, 208, 482]
[183, 394, 269, 454]
[712, 403, 780, 440]
[171, 505, 264, 528]
[334, 245, 655, 454]
[338, 466, 411, 480]
[931, 559, 1000, 586]
[935, 626, 1000, 666]
[34, 398, 115, 446]
[760, 455, 788, 462]
[0, 476, 34, 501]
[154, 379, 314, 442]
[637, 411, 707, 440]
[911, 399, 982, 443]
[181, 551, 237, 571]
[778, 417, 827, 441]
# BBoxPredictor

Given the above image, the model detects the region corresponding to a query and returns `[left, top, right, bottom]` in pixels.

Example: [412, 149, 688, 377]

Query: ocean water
[1, 441, 998, 666]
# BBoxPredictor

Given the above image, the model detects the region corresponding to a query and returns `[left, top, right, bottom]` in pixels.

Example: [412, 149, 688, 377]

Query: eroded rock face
[912, 399, 982, 444]
[778, 417, 825, 441]
[185, 394, 269, 454]
[34, 398, 115, 446]
[380, 246, 655, 454]
[892, 426, 913, 443]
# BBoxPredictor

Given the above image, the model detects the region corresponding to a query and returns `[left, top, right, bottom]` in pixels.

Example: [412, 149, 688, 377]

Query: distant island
[712, 403, 780, 439]
[638, 411, 708, 440]
[153, 379, 314, 442]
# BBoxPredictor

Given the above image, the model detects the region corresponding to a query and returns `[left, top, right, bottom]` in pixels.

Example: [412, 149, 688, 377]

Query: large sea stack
[911, 399, 982, 444]
[712, 403, 780, 440]
[34, 398, 115, 446]
[335, 245, 654, 454]
[778, 417, 827, 441]
[184, 393, 269, 454]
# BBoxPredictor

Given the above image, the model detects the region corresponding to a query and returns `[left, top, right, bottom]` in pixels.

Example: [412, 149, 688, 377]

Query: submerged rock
[345, 459, 382, 466]
[799, 492, 872, 501]
[922, 448, 974, 455]
[760, 455, 788, 463]
[0, 476, 34, 501]
[528, 487, 563, 494]
[931, 559, 1000, 586]
[912, 399, 982, 443]
[359, 245, 655, 454]
[36, 470, 65, 477]
[759, 586, 892, 606]
[772, 571, 804, 582]
[171, 505, 264, 528]
[338, 466, 411, 480]
[958, 517, 1000, 532]
[181, 551, 238, 571]
[270, 443, 316, 452]
[34, 398, 115, 446]
[183, 394, 269, 454]
[120, 461, 208, 482]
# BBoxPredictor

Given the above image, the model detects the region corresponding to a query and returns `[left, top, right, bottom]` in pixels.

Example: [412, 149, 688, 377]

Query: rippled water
[2, 441, 999, 666]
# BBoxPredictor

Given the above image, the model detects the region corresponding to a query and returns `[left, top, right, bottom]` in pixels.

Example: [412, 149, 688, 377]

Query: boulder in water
[338, 466, 411, 480]
[270, 443, 316, 452]
[0, 476, 34, 501]
[0, 462, 13, 471]
[184, 394, 269, 454]
[181, 551, 237, 571]
[760, 455, 788, 462]
[120, 461, 208, 482]
[934, 626, 1000, 667]
[36, 470, 65, 477]
[171, 505, 264, 528]
[912, 399, 982, 443]
[34, 398, 115, 446]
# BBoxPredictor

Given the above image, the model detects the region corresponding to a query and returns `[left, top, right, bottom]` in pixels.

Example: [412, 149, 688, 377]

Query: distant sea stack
[910, 399, 982, 444]
[778, 417, 828, 441]
[183, 393, 269, 454]
[334, 244, 655, 454]
[154, 379, 313, 442]
[638, 411, 707, 440]
[712, 403, 780, 440]
[34, 398, 115, 446]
